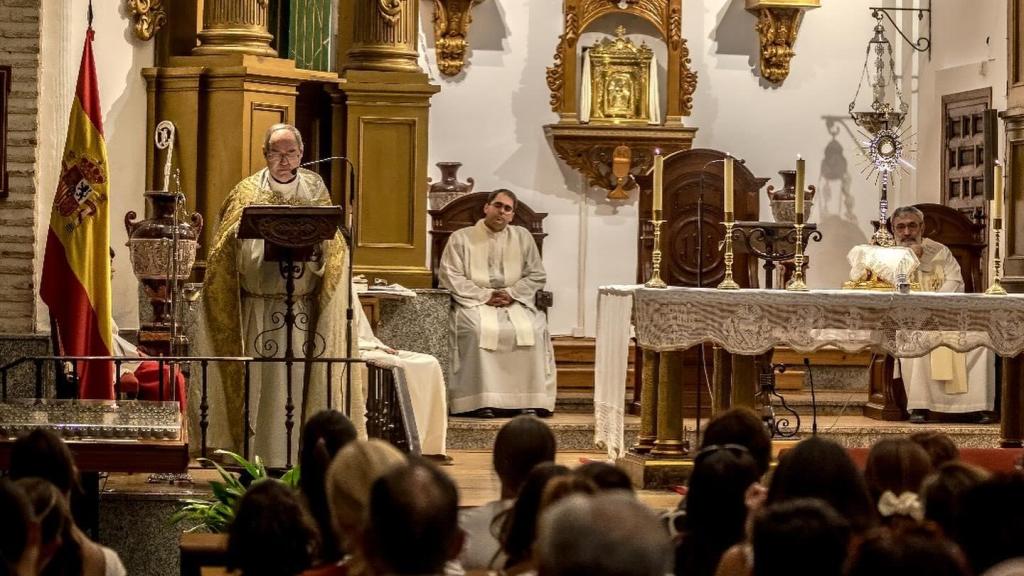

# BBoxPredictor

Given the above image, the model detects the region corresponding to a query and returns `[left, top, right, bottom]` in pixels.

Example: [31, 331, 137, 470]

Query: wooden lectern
[238, 205, 345, 466]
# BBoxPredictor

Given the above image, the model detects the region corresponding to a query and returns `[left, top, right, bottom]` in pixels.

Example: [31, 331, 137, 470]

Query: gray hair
[262, 123, 304, 154]
[536, 493, 671, 576]
[891, 206, 924, 223]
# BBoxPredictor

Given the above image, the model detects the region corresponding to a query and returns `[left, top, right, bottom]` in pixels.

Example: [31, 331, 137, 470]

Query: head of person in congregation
[264, 123, 304, 183]
[910, 430, 960, 468]
[864, 438, 933, 528]
[700, 407, 773, 478]
[751, 498, 850, 576]
[921, 460, 989, 539]
[9, 428, 79, 498]
[362, 461, 463, 576]
[953, 472, 1024, 575]
[845, 524, 970, 576]
[460, 415, 557, 570]
[535, 492, 672, 576]
[0, 479, 39, 576]
[315, 439, 407, 576]
[675, 443, 761, 576]
[497, 463, 573, 574]
[299, 410, 358, 565]
[575, 461, 634, 494]
[227, 479, 318, 576]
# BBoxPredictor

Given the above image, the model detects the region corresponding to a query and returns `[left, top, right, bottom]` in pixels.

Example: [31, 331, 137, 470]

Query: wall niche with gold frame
[544, 0, 698, 198]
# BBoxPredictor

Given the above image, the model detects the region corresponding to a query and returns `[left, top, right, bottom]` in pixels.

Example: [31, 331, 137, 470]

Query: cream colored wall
[420, 0, 961, 337]
[35, 2, 153, 332]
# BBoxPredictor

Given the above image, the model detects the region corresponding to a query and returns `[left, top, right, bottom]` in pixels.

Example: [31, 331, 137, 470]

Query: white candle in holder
[795, 155, 806, 219]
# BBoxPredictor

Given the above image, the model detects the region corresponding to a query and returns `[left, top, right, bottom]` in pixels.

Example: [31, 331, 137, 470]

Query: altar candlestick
[795, 155, 805, 221]
[653, 154, 664, 212]
[723, 156, 735, 219]
[994, 161, 1004, 220]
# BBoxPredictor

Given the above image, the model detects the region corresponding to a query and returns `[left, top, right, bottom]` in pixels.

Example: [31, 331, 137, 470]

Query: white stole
[467, 220, 534, 350]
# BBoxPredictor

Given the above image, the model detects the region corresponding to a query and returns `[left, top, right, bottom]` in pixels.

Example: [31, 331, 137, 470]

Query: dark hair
[909, 431, 959, 468]
[298, 410, 357, 563]
[575, 461, 633, 493]
[767, 436, 877, 533]
[493, 415, 556, 496]
[365, 460, 460, 575]
[864, 438, 933, 505]
[953, 472, 1024, 574]
[921, 461, 988, 538]
[487, 189, 518, 211]
[499, 463, 571, 569]
[227, 480, 318, 576]
[752, 498, 850, 576]
[10, 428, 79, 495]
[846, 525, 970, 576]
[700, 407, 772, 477]
[16, 477, 83, 576]
[676, 445, 761, 576]
[0, 479, 33, 576]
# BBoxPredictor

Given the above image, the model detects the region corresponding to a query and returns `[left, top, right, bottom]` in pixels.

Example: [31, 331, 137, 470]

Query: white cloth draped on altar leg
[594, 288, 636, 460]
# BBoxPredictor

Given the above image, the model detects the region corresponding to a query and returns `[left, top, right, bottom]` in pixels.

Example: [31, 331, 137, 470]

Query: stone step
[768, 389, 868, 417]
[447, 413, 641, 451]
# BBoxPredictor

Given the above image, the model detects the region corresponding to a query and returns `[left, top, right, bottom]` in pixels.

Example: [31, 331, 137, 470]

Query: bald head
[536, 493, 671, 576]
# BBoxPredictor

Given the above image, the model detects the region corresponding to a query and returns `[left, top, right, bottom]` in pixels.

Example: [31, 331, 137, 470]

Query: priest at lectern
[196, 124, 355, 466]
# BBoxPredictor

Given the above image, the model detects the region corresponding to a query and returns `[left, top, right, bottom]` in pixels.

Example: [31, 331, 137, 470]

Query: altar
[594, 285, 1024, 467]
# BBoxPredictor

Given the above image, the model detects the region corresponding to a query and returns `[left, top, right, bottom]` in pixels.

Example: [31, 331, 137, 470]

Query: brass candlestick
[786, 215, 809, 291]
[645, 210, 668, 288]
[987, 218, 1008, 295]
[718, 217, 740, 290]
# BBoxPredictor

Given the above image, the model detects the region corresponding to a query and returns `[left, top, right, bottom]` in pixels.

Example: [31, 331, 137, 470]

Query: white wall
[420, 0, 930, 336]
[36, 2, 153, 331]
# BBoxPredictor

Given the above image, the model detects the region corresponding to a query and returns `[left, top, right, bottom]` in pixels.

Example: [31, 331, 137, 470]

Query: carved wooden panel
[942, 88, 991, 220]
[0, 66, 8, 199]
[358, 118, 416, 247]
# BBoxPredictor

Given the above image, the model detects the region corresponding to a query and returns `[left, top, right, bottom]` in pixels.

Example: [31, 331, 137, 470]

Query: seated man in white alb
[439, 189, 556, 418]
[890, 206, 996, 423]
[355, 299, 448, 458]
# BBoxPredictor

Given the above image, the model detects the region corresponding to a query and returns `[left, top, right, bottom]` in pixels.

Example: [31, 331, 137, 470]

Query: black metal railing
[0, 354, 417, 468]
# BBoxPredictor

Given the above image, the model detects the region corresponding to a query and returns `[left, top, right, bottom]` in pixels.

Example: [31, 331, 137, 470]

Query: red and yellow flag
[40, 28, 113, 399]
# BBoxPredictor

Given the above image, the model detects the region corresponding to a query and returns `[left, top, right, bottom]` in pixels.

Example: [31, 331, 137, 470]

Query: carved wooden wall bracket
[127, 0, 167, 41]
[745, 0, 820, 84]
[432, 0, 485, 76]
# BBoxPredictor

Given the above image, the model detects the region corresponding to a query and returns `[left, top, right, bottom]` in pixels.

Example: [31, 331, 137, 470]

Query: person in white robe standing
[196, 124, 356, 467]
[439, 189, 556, 418]
[891, 206, 996, 424]
[354, 293, 448, 457]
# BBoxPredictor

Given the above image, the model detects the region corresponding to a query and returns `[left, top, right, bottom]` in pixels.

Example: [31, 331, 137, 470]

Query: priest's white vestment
[900, 238, 995, 413]
[439, 220, 556, 414]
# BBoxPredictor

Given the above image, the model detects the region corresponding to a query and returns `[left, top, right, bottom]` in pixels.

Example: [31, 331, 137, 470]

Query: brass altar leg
[730, 354, 758, 409]
[634, 349, 659, 454]
[712, 346, 731, 414]
[1001, 355, 1024, 448]
[651, 351, 686, 457]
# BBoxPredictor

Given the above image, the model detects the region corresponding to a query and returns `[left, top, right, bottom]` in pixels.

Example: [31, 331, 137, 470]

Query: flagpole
[87, 0, 93, 29]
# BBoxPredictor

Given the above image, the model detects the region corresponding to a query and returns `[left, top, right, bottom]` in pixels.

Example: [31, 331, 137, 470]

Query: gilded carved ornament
[744, 0, 820, 84]
[127, 0, 166, 41]
[378, 0, 404, 24]
[432, 0, 486, 76]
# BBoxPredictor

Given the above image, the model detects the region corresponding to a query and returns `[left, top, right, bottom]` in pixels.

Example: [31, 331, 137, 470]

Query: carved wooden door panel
[942, 88, 991, 220]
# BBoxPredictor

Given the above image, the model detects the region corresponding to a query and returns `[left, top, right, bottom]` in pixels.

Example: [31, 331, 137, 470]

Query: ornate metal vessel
[766, 169, 815, 222]
[428, 162, 474, 209]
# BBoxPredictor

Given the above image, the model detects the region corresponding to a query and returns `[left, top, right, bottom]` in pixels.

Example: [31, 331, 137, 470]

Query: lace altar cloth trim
[628, 287, 1024, 357]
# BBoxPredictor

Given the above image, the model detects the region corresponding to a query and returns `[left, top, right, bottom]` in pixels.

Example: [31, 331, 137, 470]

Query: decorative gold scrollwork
[668, 5, 682, 50]
[127, 0, 166, 41]
[546, 39, 566, 112]
[678, 38, 697, 116]
[745, 1, 820, 85]
[378, 0, 403, 25]
[432, 0, 485, 76]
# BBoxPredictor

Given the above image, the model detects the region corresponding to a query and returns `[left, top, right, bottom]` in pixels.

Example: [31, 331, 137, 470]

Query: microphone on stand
[804, 357, 818, 435]
[295, 155, 359, 417]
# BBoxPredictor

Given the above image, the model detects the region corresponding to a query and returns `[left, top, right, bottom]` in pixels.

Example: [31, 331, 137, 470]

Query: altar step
[553, 337, 635, 400]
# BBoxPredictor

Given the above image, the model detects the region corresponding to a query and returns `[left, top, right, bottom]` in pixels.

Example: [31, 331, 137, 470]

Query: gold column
[344, 0, 421, 73]
[651, 351, 685, 457]
[193, 0, 276, 57]
[634, 349, 659, 454]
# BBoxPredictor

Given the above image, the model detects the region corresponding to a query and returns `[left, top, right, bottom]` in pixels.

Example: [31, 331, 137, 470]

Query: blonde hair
[325, 439, 406, 541]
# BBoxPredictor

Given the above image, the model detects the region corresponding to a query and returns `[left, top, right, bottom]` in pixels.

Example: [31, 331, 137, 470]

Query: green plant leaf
[281, 465, 301, 488]
[218, 449, 265, 481]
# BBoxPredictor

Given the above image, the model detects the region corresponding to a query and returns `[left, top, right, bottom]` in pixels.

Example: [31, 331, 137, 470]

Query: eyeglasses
[489, 201, 515, 213]
[266, 151, 302, 163]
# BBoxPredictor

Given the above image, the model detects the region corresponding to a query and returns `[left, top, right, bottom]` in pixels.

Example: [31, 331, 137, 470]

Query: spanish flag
[40, 27, 113, 400]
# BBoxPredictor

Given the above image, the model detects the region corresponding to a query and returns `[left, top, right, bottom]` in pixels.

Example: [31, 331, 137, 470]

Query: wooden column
[634, 349, 659, 453]
[193, 0, 276, 57]
[651, 351, 685, 457]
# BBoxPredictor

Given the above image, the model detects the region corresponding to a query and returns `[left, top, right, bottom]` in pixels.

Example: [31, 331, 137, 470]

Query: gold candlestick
[987, 217, 1007, 295]
[646, 209, 668, 288]
[786, 216, 809, 291]
[718, 217, 740, 290]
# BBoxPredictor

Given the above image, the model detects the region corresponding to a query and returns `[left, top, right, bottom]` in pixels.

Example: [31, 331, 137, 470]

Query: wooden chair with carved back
[864, 202, 987, 420]
[428, 191, 552, 311]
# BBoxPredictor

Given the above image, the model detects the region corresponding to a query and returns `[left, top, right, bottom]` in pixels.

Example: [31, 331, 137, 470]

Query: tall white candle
[653, 154, 664, 212]
[723, 156, 735, 219]
[994, 161, 1004, 220]
[795, 155, 806, 220]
